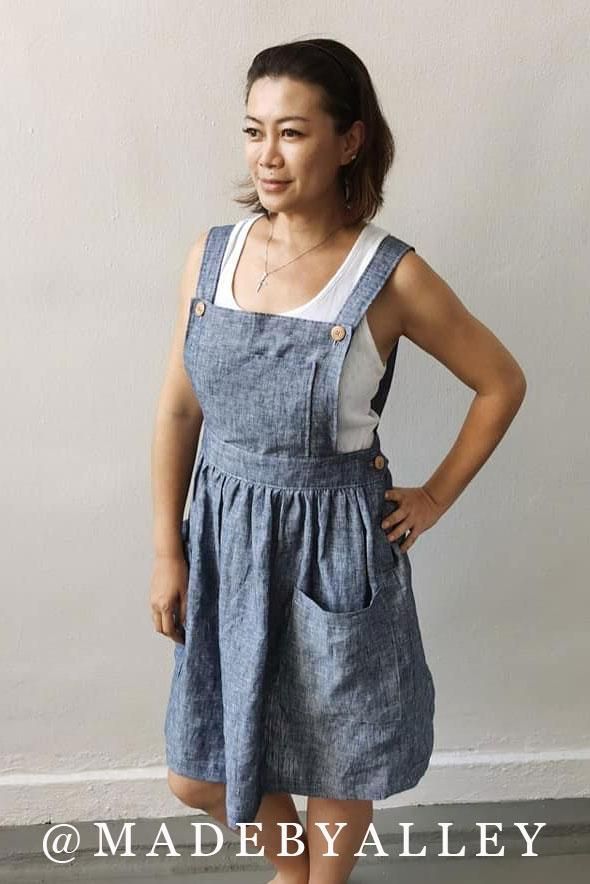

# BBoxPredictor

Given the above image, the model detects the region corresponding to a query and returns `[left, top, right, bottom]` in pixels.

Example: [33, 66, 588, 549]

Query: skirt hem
[166, 756, 226, 782]
[165, 753, 432, 804]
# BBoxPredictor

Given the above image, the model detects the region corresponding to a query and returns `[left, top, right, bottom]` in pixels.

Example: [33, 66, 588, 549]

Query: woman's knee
[167, 769, 225, 811]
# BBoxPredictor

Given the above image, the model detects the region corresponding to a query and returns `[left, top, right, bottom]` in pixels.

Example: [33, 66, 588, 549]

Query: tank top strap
[333, 234, 415, 328]
[196, 224, 235, 303]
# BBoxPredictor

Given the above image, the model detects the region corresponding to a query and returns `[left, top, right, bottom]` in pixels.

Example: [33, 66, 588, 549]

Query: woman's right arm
[149, 230, 208, 643]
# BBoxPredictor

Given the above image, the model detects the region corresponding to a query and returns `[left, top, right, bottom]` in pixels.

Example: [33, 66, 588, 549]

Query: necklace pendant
[256, 272, 269, 294]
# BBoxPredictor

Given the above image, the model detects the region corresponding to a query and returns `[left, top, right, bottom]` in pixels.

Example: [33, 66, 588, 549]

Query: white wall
[1, 0, 588, 825]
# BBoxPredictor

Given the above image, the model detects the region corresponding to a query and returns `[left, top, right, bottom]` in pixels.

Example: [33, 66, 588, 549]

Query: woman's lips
[260, 180, 291, 191]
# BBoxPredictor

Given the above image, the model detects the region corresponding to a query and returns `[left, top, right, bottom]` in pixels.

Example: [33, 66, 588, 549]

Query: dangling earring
[344, 177, 351, 209]
[344, 154, 357, 210]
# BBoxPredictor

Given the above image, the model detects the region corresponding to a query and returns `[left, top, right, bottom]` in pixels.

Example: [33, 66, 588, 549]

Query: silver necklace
[256, 216, 344, 294]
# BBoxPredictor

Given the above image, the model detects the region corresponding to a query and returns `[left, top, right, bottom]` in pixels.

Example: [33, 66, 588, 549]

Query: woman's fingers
[151, 596, 186, 643]
[381, 485, 432, 550]
[385, 519, 412, 544]
[149, 555, 189, 643]
[381, 483, 446, 551]
[151, 609, 163, 634]
[399, 528, 417, 553]
[160, 609, 177, 640]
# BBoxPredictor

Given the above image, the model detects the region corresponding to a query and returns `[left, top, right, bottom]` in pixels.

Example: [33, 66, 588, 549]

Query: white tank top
[214, 213, 390, 452]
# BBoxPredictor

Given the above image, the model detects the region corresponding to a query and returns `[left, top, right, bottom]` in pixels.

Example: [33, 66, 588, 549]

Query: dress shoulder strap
[334, 234, 415, 419]
[195, 224, 235, 303]
[333, 234, 414, 328]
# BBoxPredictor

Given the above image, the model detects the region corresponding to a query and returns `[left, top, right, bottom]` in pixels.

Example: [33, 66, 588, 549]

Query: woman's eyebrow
[244, 115, 311, 124]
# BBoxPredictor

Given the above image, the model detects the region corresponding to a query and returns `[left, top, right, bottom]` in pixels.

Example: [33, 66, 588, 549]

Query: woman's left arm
[382, 251, 527, 552]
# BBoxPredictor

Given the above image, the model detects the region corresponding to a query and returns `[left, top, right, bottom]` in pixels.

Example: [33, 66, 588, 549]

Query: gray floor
[3, 854, 590, 884]
[1, 799, 589, 883]
[78, 856, 590, 884]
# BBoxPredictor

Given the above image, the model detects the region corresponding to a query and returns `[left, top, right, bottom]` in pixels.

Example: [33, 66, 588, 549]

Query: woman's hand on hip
[382, 485, 447, 553]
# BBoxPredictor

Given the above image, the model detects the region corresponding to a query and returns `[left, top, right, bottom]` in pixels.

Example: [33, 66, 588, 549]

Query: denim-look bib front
[164, 223, 436, 832]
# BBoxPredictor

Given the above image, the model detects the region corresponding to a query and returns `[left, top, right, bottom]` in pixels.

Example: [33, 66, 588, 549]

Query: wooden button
[330, 324, 346, 342]
[373, 454, 385, 470]
[194, 300, 206, 316]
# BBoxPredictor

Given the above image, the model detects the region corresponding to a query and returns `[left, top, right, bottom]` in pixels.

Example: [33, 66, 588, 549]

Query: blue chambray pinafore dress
[164, 223, 436, 832]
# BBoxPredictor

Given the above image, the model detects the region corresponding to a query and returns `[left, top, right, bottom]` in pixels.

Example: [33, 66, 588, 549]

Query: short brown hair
[232, 38, 396, 226]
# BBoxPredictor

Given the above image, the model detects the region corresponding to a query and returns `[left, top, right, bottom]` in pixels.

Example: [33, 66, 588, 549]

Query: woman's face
[243, 76, 352, 213]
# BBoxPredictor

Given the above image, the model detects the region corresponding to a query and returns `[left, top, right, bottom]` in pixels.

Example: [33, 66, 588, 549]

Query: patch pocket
[277, 575, 402, 726]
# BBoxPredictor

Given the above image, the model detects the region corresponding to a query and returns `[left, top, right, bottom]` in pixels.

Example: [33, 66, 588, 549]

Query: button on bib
[330, 324, 346, 342]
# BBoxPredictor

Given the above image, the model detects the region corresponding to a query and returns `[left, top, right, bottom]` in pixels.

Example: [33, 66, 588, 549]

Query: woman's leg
[253, 792, 310, 884]
[213, 789, 309, 884]
[168, 775, 308, 883]
[305, 797, 373, 884]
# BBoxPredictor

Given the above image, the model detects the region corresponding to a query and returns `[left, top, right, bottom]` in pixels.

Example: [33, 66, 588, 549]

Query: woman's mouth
[260, 180, 291, 191]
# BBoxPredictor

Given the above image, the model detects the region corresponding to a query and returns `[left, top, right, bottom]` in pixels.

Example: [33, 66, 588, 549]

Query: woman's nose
[257, 142, 283, 165]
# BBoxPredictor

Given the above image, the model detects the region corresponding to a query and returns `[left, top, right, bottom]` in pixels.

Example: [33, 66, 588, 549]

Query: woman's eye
[241, 128, 301, 138]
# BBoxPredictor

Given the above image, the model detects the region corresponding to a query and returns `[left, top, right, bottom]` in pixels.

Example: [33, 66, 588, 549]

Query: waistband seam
[197, 458, 387, 493]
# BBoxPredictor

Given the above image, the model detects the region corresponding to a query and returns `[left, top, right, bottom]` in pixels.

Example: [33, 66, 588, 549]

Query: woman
[150, 38, 526, 884]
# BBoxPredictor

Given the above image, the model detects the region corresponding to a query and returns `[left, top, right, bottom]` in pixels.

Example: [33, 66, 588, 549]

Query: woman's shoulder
[184, 229, 210, 278]
[183, 217, 242, 266]
[193, 213, 263, 249]
[180, 216, 253, 300]
[364, 220, 414, 250]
